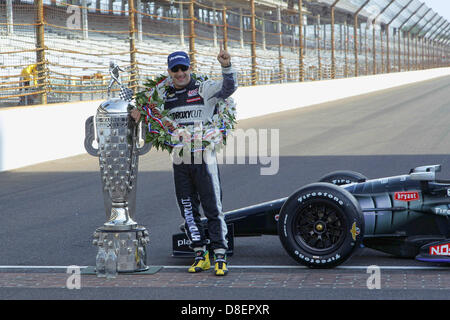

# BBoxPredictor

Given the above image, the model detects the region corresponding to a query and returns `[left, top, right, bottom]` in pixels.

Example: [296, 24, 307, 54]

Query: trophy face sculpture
[84, 62, 151, 272]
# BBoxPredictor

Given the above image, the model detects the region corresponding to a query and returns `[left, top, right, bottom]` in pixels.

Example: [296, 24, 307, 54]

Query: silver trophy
[84, 62, 151, 272]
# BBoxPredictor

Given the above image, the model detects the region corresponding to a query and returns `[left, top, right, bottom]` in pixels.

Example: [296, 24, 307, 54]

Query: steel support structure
[405, 8, 431, 71]
[415, 12, 438, 69]
[385, 0, 413, 72]
[428, 19, 446, 67]
[354, 0, 370, 77]
[397, 3, 424, 72]
[431, 22, 450, 67]
[372, 0, 396, 73]
[418, 16, 441, 69]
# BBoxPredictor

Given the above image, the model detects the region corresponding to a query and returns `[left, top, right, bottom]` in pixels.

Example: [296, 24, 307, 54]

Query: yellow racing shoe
[188, 250, 211, 273]
[214, 254, 228, 276]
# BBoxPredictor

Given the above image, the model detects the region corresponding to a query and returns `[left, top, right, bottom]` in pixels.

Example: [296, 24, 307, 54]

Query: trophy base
[102, 223, 138, 231]
[93, 226, 150, 273]
[103, 206, 138, 231]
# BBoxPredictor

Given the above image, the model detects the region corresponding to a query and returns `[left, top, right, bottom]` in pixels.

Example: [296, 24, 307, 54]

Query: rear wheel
[278, 183, 364, 268]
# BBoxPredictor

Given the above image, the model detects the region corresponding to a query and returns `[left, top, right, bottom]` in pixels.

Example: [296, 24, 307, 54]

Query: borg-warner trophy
[84, 62, 151, 272]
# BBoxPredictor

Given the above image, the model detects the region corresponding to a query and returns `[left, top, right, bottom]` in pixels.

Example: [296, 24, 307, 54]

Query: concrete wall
[234, 68, 450, 120]
[1, 67, 450, 172]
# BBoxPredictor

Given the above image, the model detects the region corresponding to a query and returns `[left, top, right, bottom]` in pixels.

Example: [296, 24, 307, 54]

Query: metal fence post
[317, 15, 322, 80]
[189, 0, 196, 71]
[354, 0, 369, 77]
[212, 2, 217, 48]
[262, 12, 266, 51]
[222, 5, 228, 51]
[6, 0, 13, 35]
[179, 1, 185, 46]
[407, 32, 410, 71]
[128, 0, 137, 92]
[298, 0, 304, 81]
[381, 27, 385, 73]
[136, 0, 142, 42]
[344, 20, 348, 77]
[81, 0, 88, 39]
[239, 8, 244, 49]
[398, 29, 402, 71]
[373, 22, 376, 74]
[330, 0, 340, 79]
[365, 21, 368, 75]
[386, 26, 390, 73]
[35, 0, 47, 104]
[250, 0, 257, 85]
[277, 6, 284, 83]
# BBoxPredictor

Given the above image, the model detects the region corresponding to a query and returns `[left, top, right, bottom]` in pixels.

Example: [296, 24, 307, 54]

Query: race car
[172, 164, 450, 268]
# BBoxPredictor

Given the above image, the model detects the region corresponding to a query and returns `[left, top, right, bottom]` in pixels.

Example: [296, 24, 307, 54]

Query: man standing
[131, 47, 237, 276]
[19, 64, 37, 105]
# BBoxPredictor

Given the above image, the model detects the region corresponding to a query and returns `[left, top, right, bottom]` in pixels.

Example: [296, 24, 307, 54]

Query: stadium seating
[0, 2, 392, 106]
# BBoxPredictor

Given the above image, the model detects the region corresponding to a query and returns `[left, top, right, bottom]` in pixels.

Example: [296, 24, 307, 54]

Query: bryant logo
[429, 243, 450, 256]
[394, 191, 419, 202]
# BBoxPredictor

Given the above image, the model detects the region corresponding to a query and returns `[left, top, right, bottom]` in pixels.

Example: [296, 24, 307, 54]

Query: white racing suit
[165, 65, 237, 253]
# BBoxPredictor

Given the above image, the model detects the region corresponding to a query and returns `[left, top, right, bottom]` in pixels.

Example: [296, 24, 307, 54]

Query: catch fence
[0, 0, 449, 107]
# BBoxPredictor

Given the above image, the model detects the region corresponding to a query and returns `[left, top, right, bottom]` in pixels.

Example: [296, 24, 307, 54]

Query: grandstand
[0, 0, 449, 107]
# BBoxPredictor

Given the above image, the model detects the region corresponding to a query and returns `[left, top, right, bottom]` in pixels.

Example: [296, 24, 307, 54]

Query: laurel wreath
[134, 74, 237, 154]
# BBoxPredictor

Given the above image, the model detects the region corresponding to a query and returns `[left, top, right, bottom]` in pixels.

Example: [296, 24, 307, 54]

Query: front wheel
[319, 170, 367, 186]
[278, 182, 364, 268]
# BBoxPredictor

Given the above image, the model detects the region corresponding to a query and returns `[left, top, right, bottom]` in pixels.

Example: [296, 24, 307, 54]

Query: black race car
[172, 164, 450, 268]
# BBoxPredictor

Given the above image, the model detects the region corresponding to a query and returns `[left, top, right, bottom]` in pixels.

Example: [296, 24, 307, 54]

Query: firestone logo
[429, 243, 450, 256]
[394, 191, 419, 202]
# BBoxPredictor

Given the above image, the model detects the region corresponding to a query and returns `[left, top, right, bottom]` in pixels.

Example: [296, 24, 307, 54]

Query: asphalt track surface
[1, 75, 450, 302]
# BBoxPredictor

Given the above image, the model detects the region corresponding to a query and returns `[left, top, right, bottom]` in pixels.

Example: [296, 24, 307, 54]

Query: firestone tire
[278, 182, 364, 268]
[319, 170, 367, 186]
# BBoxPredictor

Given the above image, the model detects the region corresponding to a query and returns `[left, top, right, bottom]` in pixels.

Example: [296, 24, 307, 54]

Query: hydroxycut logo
[429, 243, 450, 256]
[181, 198, 201, 242]
[394, 191, 419, 202]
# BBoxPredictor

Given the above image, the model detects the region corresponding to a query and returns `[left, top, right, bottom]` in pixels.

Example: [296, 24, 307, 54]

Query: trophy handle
[136, 121, 152, 156]
[84, 116, 99, 156]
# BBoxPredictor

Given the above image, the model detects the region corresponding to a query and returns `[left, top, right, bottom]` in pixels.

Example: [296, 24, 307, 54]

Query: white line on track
[0, 265, 448, 270]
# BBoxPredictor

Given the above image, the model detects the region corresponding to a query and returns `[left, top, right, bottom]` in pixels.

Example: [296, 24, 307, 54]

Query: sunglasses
[170, 65, 189, 73]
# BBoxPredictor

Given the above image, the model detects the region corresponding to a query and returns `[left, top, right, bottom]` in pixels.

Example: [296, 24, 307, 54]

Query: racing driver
[131, 47, 237, 276]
